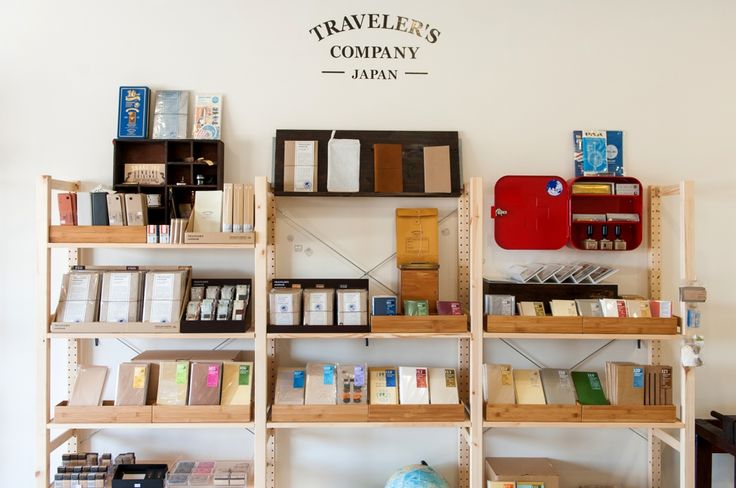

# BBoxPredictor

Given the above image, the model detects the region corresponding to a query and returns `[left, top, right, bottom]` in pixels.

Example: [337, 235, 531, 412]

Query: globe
[385, 461, 450, 488]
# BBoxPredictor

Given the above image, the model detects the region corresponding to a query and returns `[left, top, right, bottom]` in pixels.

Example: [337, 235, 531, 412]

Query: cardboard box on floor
[485, 457, 559, 488]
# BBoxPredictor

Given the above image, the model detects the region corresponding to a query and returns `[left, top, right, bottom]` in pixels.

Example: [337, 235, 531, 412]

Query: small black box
[112, 464, 167, 488]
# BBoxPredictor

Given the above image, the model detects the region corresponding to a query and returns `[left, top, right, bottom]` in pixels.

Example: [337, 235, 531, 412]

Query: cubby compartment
[167, 141, 193, 162]
[167, 164, 191, 185]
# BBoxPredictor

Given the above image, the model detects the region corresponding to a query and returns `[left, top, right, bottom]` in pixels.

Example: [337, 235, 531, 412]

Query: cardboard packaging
[399, 265, 439, 314]
[305, 363, 337, 405]
[284, 140, 318, 192]
[142, 299, 183, 323]
[156, 361, 190, 406]
[274, 367, 306, 405]
[221, 361, 253, 406]
[336, 288, 368, 325]
[303, 288, 334, 326]
[395, 208, 439, 266]
[423, 145, 452, 193]
[269, 288, 302, 325]
[233, 184, 244, 232]
[188, 362, 222, 405]
[485, 457, 559, 488]
[222, 183, 234, 232]
[115, 362, 150, 406]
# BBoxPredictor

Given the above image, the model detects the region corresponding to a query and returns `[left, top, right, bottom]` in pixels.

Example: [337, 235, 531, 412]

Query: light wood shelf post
[679, 180, 695, 488]
[254, 176, 269, 488]
[468, 177, 484, 488]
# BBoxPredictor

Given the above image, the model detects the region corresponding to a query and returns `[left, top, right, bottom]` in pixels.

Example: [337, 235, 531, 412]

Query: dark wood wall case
[273, 130, 462, 197]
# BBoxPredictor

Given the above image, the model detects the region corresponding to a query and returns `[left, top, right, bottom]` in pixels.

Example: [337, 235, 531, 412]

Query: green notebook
[571, 371, 609, 405]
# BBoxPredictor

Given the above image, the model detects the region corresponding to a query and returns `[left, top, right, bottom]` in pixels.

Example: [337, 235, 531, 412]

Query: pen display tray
[152, 405, 251, 423]
[581, 405, 678, 423]
[485, 403, 582, 422]
[270, 404, 369, 422]
[49, 225, 146, 244]
[53, 401, 152, 423]
[371, 315, 468, 333]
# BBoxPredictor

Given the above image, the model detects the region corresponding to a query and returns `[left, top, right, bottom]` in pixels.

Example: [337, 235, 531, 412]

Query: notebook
[484, 364, 515, 404]
[399, 366, 430, 405]
[336, 364, 367, 404]
[188, 362, 222, 406]
[221, 362, 253, 406]
[305, 363, 337, 405]
[373, 143, 403, 193]
[429, 367, 460, 404]
[69, 365, 108, 406]
[423, 145, 451, 193]
[156, 361, 189, 406]
[369, 366, 398, 405]
[571, 371, 609, 405]
[274, 367, 306, 405]
[115, 362, 149, 406]
[540, 368, 577, 405]
[513, 369, 546, 404]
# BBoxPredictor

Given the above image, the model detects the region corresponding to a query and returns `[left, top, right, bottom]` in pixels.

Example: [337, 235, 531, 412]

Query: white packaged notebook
[305, 363, 337, 405]
[429, 367, 459, 404]
[192, 190, 223, 233]
[399, 366, 430, 405]
[327, 131, 360, 192]
[550, 299, 578, 317]
[274, 367, 306, 405]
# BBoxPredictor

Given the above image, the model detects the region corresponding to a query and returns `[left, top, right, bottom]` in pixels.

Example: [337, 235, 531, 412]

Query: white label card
[295, 141, 315, 166]
[152, 273, 175, 300]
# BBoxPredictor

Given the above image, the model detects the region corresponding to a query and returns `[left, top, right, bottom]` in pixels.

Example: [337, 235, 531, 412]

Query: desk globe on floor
[385, 461, 450, 488]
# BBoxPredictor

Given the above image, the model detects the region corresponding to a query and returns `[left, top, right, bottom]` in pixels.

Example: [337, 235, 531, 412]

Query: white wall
[2, 0, 735, 486]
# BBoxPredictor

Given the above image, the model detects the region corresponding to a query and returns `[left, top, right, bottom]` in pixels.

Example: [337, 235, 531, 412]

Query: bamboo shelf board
[486, 315, 583, 334]
[49, 225, 146, 244]
[47, 332, 255, 340]
[48, 242, 255, 249]
[53, 401, 151, 424]
[268, 420, 471, 429]
[153, 405, 252, 423]
[484, 332, 682, 340]
[267, 332, 471, 339]
[485, 404, 582, 423]
[370, 314, 469, 333]
[581, 405, 678, 423]
[484, 420, 685, 429]
[271, 404, 369, 422]
[368, 403, 467, 422]
[48, 422, 255, 430]
[582, 316, 680, 335]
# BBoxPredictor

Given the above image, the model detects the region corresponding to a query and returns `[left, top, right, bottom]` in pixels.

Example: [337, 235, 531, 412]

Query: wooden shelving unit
[481, 181, 696, 488]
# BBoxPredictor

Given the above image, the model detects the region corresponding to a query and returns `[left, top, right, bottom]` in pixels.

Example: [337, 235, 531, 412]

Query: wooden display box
[371, 315, 468, 333]
[367, 403, 466, 422]
[152, 405, 251, 423]
[49, 225, 146, 244]
[50, 321, 179, 334]
[485, 403, 582, 422]
[184, 217, 255, 244]
[581, 317, 680, 335]
[486, 316, 583, 334]
[53, 401, 152, 423]
[581, 404, 678, 423]
[270, 404, 369, 422]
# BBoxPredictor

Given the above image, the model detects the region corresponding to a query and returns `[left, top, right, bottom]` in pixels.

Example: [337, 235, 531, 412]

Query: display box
[581, 405, 678, 423]
[367, 403, 466, 422]
[581, 316, 680, 335]
[485, 403, 582, 422]
[483, 280, 618, 303]
[49, 225, 146, 244]
[180, 278, 251, 333]
[399, 266, 439, 314]
[270, 404, 369, 422]
[53, 401, 152, 423]
[396, 208, 439, 265]
[486, 316, 583, 334]
[152, 405, 251, 423]
[370, 315, 468, 333]
[490, 175, 642, 251]
[112, 464, 167, 488]
[485, 457, 559, 488]
[184, 216, 255, 244]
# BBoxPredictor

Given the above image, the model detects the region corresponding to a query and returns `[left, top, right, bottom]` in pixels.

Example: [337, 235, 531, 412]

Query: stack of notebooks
[58, 192, 149, 226]
[68, 359, 254, 408]
[485, 295, 672, 318]
[483, 364, 673, 406]
[274, 365, 460, 406]
[506, 263, 618, 284]
[219, 184, 255, 232]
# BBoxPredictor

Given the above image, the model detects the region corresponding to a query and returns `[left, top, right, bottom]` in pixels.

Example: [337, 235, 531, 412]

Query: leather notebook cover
[69, 365, 108, 406]
[540, 368, 577, 404]
[423, 145, 451, 193]
[513, 369, 546, 404]
[124, 193, 148, 226]
[58, 193, 77, 226]
[373, 143, 403, 193]
[106, 193, 127, 226]
[188, 361, 222, 405]
[221, 361, 253, 406]
[114, 362, 149, 406]
[485, 364, 515, 404]
[571, 371, 609, 405]
[90, 192, 109, 225]
[156, 361, 189, 406]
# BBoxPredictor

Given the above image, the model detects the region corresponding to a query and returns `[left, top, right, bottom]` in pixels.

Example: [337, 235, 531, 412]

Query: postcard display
[37, 148, 696, 486]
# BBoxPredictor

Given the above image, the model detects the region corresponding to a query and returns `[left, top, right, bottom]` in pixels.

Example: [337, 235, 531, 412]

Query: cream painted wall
[1, 0, 735, 486]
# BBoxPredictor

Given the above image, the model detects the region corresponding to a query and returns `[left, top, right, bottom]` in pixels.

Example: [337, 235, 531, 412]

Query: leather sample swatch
[373, 143, 403, 193]
[188, 361, 222, 405]
[221, 361, 253, 406]
[540, 368, 577, 404]
[115, 362, 150, 406]
[69, 365, 108, 406]
[423, 145, 451, 193]
[274, 366, 306, 405]
[156, 360, 189, 406]
[513, 369, 546, 404]
[58, 193, 77, 226]
[429, 367, 460, 405]
[484, 364, 515, 404]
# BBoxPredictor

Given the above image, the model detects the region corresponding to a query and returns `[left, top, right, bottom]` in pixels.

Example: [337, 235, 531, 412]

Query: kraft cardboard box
[395, 208, 439, 266]
[485, 457, 559, 488]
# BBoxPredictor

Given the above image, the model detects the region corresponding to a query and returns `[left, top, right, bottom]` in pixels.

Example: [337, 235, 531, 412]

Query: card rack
[273, 129, 461, 197]
[267, 278, 370, 333]
[180, 278, 252, 334]
[112, 139, 225, 225]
